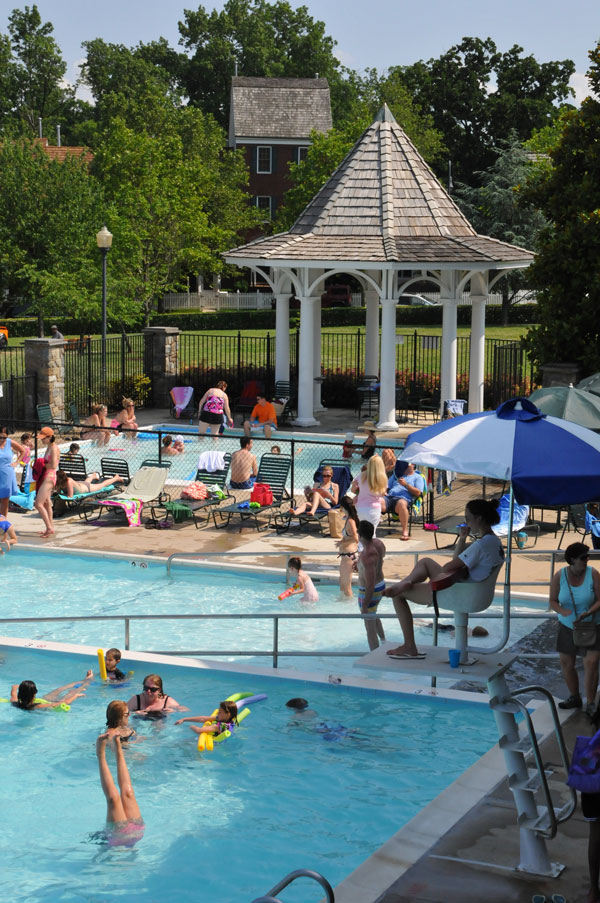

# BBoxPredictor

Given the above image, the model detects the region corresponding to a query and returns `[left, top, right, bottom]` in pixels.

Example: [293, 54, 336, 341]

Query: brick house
[228, 76, 332, 225]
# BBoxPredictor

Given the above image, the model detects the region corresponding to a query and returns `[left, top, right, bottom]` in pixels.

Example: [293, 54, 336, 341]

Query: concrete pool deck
[8, 406, 595, 902]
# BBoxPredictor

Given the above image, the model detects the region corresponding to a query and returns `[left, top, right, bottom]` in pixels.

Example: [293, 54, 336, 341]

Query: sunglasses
[143, 685, 160, 692]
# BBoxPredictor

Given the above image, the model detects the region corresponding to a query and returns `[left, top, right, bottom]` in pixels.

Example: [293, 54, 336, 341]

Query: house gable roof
[229, 77, 332, 143]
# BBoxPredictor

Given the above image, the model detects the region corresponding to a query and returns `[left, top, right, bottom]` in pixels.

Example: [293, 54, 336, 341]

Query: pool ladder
[251, 869, 334, 902]
[488, 677, 576, 876]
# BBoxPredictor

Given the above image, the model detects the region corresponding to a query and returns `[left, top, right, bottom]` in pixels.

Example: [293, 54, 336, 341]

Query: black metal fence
[64, 334, 153, 414]
[0, 374, 37, 427]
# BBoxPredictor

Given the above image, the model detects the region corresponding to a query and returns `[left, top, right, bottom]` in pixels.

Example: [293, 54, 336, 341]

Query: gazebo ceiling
[226, 105, 533, 269]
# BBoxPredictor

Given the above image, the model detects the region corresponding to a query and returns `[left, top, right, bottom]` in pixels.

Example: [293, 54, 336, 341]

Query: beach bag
[567, 728, 600, 793]
[573, 624, 598, 647]
[181, 481, 209, 500]
[327, 508, 343, 539]
[250, 483, 273, 506]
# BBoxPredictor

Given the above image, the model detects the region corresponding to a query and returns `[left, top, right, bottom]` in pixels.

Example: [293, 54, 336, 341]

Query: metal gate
[64, 334, 153, 414]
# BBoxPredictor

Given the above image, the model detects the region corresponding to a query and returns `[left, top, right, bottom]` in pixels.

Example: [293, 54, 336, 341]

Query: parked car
[397, 294, 438, 306]
[320, 284, 352, 308]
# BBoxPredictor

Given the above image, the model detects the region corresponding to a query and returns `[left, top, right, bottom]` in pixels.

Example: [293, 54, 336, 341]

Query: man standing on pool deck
[357, 520, 386, 650]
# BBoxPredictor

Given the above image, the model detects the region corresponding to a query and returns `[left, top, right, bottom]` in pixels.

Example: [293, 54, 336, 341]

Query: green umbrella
[578, 373, 600, 397]
[528, 385, 600, 430]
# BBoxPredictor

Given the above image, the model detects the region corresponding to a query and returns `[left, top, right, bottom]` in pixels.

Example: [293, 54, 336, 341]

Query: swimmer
[105, 648, 126, 682]
[173, 435, 185, 453]
[0, 517, 17, 552]
[10, 670, 93, 710]
[175, 699, 238, 737]
[422, 622, 489, 638]
[284, 557, 319, 603]
[126, 674, 187, 717]
[106, 700, 137, 743]
[96, 732, 144, 847]
[270, 445, 281, 454]
[285, 697, 317, 720]
[161, 435, 183, 456]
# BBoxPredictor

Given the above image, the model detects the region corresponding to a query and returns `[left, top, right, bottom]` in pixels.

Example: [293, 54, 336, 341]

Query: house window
[255, 196, 272, 219]
[257, 146, 272, 173]
[297, 146, 309, 164]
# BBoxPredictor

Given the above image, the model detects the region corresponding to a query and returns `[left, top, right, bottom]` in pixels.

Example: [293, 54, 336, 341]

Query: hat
[363, 421, 378, 431]
[174, 435, 184, 443]
[50, 325, 59, 330]
[37, 427, 54, 439]
[345, 432, 354, 441]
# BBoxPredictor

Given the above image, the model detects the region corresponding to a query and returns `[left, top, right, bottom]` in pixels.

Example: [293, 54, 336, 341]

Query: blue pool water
[0, 550, 542, 678]
[71, 426, 404, 488]
[0, 644, 498, 903]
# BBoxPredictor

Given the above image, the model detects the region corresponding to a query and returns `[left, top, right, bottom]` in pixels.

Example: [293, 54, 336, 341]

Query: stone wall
[143, 327, 180, 407]
[24, 339, 66, 420]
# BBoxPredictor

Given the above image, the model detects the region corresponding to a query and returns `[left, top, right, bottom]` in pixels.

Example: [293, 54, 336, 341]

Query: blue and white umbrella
[402, 397, 600, 506]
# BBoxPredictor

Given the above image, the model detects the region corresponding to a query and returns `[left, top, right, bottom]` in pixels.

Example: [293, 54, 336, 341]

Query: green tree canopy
[396, 37, 575, 184]
[521, 42, 600, 375]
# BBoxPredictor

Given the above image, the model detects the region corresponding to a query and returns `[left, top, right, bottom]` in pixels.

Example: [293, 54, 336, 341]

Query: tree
[396, 37, 575, 184]
[521, 42, 600, 375]
[454, 133, 547, 323]
[177, 0, 344, 127]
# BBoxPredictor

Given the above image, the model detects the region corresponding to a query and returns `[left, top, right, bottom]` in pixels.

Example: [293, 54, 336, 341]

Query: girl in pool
[175, 699, 238, 737]
[106, 700, 137, 743]
[10, 670, 93, 710]
[96, 732, 144, 847]
[284, 557, 319, 603]
[126, 674, 187, 717]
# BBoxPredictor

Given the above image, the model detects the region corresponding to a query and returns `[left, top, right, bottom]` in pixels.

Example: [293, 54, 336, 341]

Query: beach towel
[492, 493, 529, 537]
[197, 450, 225, 473]
[99, 497, 144, 526]
[170, 386, 194, 418]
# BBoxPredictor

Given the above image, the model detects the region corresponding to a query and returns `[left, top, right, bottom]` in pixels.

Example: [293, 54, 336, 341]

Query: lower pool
[0, 550, 543, 680]
[0, 643, 498, 903]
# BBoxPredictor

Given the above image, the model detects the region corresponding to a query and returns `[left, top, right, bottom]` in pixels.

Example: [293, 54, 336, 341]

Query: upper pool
[0, 643, 498, 903]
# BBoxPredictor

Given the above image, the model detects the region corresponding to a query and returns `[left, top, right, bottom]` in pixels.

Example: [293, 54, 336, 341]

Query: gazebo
[224, 106, 534, 427]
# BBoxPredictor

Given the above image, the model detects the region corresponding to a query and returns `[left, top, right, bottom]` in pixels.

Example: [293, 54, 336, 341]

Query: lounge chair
[69, 402, 84, 427]
[274, 461, 353, 534]
[140, 458, 172, 470]
[384, 467, 428, 535]
[56, 479, 122, 517]
[170, 387, 194, 420]
[213, 453, 291, 531]
[150, 453, 232, 528]
[101, 458, 131, 486]
[233, 379, 264, 424]
[58, 454, 87, 480]
[36, 403, 71, 435]
[90, 466, 169, 526]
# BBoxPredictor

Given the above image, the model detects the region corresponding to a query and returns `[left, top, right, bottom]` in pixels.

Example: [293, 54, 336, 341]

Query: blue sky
[1, 0, 597, 103]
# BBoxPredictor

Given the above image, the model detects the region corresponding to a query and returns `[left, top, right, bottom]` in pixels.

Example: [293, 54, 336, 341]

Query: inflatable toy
[196, 691, 266, 752]
[278, 583, 300, 600]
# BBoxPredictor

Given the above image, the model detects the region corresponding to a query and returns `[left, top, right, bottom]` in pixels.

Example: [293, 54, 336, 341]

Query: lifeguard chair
[431, 564, 503, 664]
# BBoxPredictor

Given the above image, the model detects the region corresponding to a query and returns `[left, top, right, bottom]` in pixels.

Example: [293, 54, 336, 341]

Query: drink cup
[448, 649, 461, 668]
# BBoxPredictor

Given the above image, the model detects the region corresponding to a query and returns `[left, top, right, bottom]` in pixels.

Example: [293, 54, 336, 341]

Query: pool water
[71, 426, 404, 489]
[0, 551, 543, 679]
[0, 645, 498, 903]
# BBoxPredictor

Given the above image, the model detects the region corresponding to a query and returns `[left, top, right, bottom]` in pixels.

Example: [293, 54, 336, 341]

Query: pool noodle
[235, 694, 267, 708]
[97, 649, 108, 681]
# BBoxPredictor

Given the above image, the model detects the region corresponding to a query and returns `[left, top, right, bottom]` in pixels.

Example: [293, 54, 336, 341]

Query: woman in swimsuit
[96, 732, 144, 847]
[106, 700, 137, 743]
[10, 670, 93, 710]
[114, 398, 139, 438]
[126, 674, 187, 717]
[197, 380, 234, 437]
[56, 469, 124, 497]
[34, 427, 60, 537]
[338, 496, 359, 598]
[82, 404, 113, 446]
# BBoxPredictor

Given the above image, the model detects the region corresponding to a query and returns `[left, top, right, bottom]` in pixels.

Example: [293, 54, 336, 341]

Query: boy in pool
[285, 698, 317, 720]
[0, 518, 17, 552]
[105, 648, 126, 682]
[175, 699, 239, 736]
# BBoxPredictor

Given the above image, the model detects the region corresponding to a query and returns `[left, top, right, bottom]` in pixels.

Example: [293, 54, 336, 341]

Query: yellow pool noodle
[97, 649, 108, 681]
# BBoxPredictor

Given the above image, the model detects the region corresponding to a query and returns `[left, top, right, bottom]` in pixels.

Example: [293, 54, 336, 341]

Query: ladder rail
[251, 869, 335, 903]
[505, 685, 577, 836]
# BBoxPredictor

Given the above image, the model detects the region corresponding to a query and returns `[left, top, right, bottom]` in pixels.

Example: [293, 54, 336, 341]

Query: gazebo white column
[293, 296, 319, 427]
[377, 298, 398, 429]
[468, 273, 487, 413]
[440, 276, 458, 405]
[313, 295, 325, 412]
[274, 293, 290, 384]
[364, 290, 380, 376]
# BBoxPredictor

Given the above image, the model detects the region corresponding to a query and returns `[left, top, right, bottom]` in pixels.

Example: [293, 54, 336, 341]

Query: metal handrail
[251, 869, 334, 903]
[504, 685, 577, 838]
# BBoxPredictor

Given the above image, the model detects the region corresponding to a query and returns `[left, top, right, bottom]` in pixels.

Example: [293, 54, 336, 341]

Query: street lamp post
[96, 225, 113, 398]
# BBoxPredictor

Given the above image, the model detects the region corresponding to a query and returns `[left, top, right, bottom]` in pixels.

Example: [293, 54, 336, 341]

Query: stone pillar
[274, 293, 290, 384]
[313, 296, 325, 412]
[440, 298, 458, 406]
[469, 274, 487, 413]
[293, 296, 319, 427]
[24, 338, 66, 421]
[143, 327, 180, 407]
[377, 299, 398, 429]
[540, 362, 581, 388]
[364, 290, 380, 376]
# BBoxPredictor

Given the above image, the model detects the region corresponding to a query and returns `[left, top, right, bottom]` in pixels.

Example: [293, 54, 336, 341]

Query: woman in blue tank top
[549, 542, 600, 718]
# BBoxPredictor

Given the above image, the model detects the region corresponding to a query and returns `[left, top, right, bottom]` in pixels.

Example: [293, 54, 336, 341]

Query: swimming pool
[0, 642, 498, 903]
[0, 549, 544, 680]
[71, 426, 405, 489]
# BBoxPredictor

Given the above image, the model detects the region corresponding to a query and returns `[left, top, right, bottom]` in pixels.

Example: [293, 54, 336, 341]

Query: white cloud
[569, 71, 594, 105]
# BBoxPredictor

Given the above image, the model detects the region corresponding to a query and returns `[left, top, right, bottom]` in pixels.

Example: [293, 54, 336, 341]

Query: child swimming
[105, 648, 126, 682]
[105, 700, 137, 743]
[284, 557, 319, 603]
[175, 699, 239, 737]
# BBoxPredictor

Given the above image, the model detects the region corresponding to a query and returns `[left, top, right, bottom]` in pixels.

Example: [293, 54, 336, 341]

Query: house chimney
[56, 124, 61, 147]
[38, 117, 43, 138]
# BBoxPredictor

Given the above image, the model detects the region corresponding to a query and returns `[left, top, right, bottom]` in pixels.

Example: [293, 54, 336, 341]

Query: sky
[1, 0, 598, 104]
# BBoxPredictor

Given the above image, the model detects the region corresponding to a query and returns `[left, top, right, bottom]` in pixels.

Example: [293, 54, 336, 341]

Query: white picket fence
[162, 289, 534, 311]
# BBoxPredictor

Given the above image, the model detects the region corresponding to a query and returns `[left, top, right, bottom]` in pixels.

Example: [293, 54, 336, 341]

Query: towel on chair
[170, 387, 193, 418]
[197, 450, 225, 472]
[100, 497, 144, 526]
[492, 493, 529, 537]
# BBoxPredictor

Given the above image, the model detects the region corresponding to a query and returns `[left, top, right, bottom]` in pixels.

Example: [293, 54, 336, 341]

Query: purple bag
[567, 729, 600, 793]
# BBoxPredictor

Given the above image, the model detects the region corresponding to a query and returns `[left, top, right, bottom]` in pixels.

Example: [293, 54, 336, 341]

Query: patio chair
[89, 466, 169, 525]
[170, 386, 194, 420]
[442, 399, 467, 419]
[140, 458, 172, 470]
[274, 380, 297, 421]
[101, 458, 131, 486]
[432, 563, 503, 665]
[384, 467, 428, 535]
[417, 389, 441, 423]
[233, 379, 265, 424]
[150, 453, 232, 528]
[58, 453, 87, 480]
[274, 461, 353, 534]
[213, 453, 291, 531]
[355, 376, 379, 418]
[558, 504, 589, 549]
[69, 402, 84, 427]
[36, 403, 71, 435]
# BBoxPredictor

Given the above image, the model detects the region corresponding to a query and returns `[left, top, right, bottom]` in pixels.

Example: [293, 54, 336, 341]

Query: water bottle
[189, 418, 193, 426]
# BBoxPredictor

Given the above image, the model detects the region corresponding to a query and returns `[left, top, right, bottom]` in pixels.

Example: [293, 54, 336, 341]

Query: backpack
[250, 483, 273, 506]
